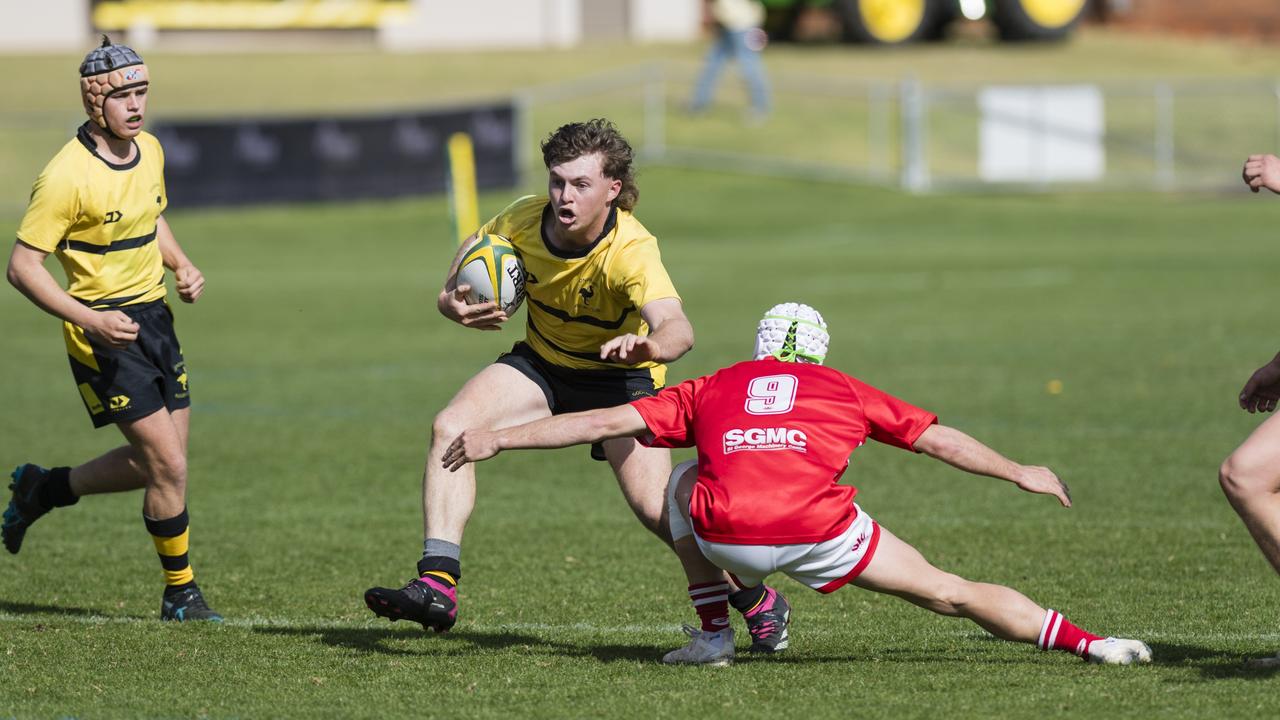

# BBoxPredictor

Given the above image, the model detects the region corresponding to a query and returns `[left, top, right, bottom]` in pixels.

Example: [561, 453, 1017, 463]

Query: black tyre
[763, 2, 807, 42]
[990, 0, 1088, 42]
[834, 0, 942, 45]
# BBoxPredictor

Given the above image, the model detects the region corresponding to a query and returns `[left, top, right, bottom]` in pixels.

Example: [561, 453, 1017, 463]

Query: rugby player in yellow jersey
[365, 120, 792, 652]
[2, 38, 220, 622]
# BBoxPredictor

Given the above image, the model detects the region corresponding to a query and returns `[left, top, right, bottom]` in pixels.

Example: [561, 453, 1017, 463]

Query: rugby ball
[455, 234, 526, 315]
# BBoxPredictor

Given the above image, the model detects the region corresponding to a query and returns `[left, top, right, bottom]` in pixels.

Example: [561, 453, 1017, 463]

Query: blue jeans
[690, 29, 770, 115]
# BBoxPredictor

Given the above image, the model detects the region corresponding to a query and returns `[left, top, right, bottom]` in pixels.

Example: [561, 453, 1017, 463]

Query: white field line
[3, 613, 1280, 644]
[0, 613, 676, 634]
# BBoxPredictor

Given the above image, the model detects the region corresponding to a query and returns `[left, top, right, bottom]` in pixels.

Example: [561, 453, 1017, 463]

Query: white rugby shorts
[694, 504, 881, 593]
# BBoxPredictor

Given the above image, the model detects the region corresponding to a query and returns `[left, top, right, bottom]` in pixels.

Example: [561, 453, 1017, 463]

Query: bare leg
[1220, 412, 1280, 573]
[70, 408, 191, 497]
[116, 409, 189, 520]
[423, 364, 550, 543]
[853, 525, 1045, 642]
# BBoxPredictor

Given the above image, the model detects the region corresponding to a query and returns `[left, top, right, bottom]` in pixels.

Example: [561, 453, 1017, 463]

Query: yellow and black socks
[145, 508, 196, 595]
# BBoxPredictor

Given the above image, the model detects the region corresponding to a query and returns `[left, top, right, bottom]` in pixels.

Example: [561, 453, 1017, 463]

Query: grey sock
[424, 538, 461, 561]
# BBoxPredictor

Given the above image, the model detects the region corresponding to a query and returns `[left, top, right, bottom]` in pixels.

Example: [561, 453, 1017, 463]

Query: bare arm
[441, 404, 649, 471]
[599, 297, 695, 364]
[6, 240, 139, 348]
[913, 424, 1072, 507]
[156, 216, 204, 303]
[436, 231, 507, 330]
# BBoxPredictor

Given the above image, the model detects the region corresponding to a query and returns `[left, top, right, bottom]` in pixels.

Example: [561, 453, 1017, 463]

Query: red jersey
[630, 358, 937, 545]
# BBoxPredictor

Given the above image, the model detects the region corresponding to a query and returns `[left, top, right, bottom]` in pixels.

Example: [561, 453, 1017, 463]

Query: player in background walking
[4, 38, 218, 622]
[443, 303, 1153, 666]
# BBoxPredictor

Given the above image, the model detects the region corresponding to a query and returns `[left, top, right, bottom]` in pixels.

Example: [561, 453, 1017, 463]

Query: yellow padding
[422, 571, 457, 586]
[92, 1, 412, 30]
[151, 528, 190, 557]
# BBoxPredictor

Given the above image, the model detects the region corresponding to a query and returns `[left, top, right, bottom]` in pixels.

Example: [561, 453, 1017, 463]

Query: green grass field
[4, 29, 1280, 719]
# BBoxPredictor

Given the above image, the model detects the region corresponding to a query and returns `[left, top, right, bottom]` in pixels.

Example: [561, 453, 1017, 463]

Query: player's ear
[606, 177, 621, 204]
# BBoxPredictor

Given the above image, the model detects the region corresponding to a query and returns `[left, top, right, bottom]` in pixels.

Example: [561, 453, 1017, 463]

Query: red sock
[1037, 609, 1102, 657]
[688, 582, 730, 632]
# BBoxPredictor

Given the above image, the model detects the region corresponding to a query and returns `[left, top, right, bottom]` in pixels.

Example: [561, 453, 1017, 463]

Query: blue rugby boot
[160, 586, 223, 623]
[3, 464, 54, 555]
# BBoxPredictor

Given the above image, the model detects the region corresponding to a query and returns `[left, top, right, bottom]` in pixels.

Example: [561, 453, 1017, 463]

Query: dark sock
[37, 467, 78, 508]
[163, 581, 198, 599]
[729, 584, 767, 614]
[417, 556, 461, 585]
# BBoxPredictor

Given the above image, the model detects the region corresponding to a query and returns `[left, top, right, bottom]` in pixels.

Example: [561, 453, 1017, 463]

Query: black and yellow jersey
[476, 195, 680, 385]
[16, 123, 168, 309]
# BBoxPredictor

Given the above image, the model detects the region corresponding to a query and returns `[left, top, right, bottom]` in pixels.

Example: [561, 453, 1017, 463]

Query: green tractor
[762, 0, 1090, 45]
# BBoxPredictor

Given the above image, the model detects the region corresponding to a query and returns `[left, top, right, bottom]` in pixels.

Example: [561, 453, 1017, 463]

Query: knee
[920, 574, 972, 616]
[144, 450, 187, 488]
[431, 406, 472, 445]
[1219, 455, 1276, 502]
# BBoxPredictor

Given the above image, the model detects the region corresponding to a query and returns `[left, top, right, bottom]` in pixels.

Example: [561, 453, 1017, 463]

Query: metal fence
[4, 65, 1275, 216]
[518, 63, 1280, 194]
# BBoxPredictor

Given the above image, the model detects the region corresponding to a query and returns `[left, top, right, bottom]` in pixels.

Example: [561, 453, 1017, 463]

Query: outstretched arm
[913, 424, 1072, 507]
[600, 297, 694, 364]
[442, 404, 649, 471]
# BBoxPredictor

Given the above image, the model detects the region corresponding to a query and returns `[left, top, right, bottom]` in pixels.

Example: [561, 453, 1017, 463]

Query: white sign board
[979, 85, 1105, 183]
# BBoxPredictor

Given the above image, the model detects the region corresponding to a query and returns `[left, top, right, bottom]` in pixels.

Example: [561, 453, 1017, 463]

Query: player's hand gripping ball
[456, 234, 526, 315]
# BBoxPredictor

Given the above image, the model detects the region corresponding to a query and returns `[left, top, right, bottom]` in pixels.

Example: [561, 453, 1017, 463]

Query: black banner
[151, 103, 517, 207]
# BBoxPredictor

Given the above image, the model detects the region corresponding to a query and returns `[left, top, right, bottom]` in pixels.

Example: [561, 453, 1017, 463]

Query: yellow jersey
[16, 124, 168, 309]
[476, 195, 680, 385]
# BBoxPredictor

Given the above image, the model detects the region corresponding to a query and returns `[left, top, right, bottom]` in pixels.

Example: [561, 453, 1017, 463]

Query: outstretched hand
[442, 429, 502, 471]
[1243, 154, 1280, 194]
[437, 284, 507, 331]
[1012, 465, 1072, 508]
[600, 334, 660, 364]
[1240, 359, 1280, 413]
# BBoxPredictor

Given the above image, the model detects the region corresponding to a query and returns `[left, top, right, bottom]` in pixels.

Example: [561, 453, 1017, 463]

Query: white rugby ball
[455, 234, 526, 315]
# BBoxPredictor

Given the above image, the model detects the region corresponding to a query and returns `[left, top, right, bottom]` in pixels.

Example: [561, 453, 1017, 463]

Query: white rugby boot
[1085, 637, 1153, 665]
[662, 625, 735, 667]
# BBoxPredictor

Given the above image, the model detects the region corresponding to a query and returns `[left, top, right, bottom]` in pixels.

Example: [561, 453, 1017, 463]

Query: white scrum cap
[753, 302, 829, 364]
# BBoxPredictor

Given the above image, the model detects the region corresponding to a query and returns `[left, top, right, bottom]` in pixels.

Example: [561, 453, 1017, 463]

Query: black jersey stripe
[527, 318, 616, 362]
[529, 297, 635, 329]
[64, 228, 157, 255]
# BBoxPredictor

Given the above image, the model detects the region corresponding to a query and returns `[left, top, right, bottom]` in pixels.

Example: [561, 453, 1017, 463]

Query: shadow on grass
[0, 598, 149, 621]
[254, 624, 661, 663]
[1149, 641, 1280, 681]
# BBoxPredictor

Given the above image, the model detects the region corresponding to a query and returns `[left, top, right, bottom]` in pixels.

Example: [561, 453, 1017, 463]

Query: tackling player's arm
[6, 241, 139, 349]
[441, 405, 648, 471]
[436, 231, 506, 331]
[156, 216, 204, 303]
[912, 424, 1072, 508]
[599, 297, 694, 364]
